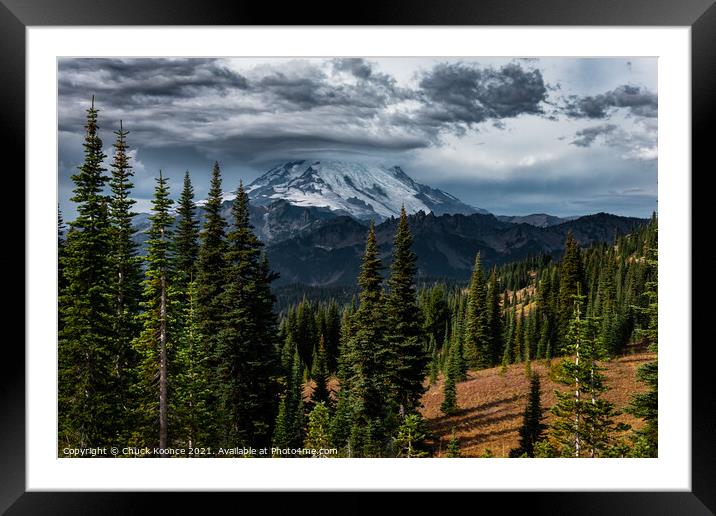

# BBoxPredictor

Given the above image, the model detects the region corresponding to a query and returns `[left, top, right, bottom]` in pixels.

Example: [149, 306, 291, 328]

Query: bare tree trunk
[574, 334, 581, 458]
[159, 266, 168, 452]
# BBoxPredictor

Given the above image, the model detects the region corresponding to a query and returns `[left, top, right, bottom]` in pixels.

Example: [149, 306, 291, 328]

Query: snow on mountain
[246, 159, 485, 221]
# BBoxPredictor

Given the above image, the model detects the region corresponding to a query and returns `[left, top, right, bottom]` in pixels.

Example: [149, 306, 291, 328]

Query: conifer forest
[58, 99, 658, 458]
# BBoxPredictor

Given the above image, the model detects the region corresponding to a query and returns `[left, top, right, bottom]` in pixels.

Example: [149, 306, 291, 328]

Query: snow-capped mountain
[246, 159, 486, 221]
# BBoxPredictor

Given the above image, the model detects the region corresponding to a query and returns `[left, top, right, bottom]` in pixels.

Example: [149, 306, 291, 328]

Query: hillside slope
[419, 352, 654, 457]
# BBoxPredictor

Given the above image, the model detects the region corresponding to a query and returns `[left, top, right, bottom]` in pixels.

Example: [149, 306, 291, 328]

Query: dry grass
[419, 352, 655, 457]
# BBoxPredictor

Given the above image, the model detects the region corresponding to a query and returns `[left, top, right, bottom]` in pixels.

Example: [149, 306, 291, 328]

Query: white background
[26, 27, 690, 491]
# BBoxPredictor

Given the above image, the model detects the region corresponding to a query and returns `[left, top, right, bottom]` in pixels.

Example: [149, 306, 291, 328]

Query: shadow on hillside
[428, 403, 522, 434]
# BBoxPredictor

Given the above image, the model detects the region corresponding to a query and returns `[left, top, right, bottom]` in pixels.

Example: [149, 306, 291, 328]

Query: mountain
[265, 211, 647, 286]
[246, 159, 485, 222]
[496, 213, 580, 228]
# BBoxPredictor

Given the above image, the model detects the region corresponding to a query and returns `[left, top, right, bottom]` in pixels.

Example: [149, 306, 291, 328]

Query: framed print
[4, 0, 712, 512]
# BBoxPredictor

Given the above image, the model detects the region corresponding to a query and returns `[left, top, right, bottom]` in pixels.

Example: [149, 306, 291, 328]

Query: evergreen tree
[395, 413, 429, 457]
[386, 207, 428, 412]
[305, 402, 333, 456]
[172, 280, 211, 449]
[330, 307, 355, 452]
[326, 300, 342, 372]
[174, 171, 199, 290]
[446, 428, 461, 457]
[464, 252, 489, 368]
[548, 291, 628, 457]
[134, 171, 174, 449]
[346, 222, 390, 456]
[108, 120, 142, 437]
[273, 349, 306, 453]
[58, 98, 117, 448]
[311, 335, 330, 405]
[485, 269, 503, 366]
[557, 232, 586, 346]
[627, 235, 658, 457]
[194, 162, 227, 444]
[512, 309, 524, 364]
[509, 373, 546, 457]
[216, 182, 279, 449]
[441, 339, 460, 415]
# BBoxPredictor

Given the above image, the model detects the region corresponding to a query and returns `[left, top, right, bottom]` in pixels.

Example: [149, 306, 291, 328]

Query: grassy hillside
[419, 351, 655, 457]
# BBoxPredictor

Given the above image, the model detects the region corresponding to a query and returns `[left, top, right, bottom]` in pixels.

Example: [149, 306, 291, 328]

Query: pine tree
[295, 298, 317, 369]
[446, 428, 461, 457]
[174, 171, 200, 290]
[172, 280, 211, 449]
[441, 339, 460, 415]
[346, 222, 390, 456]
[216, 182, 279, 449]
[509, 373, 546, 457]
[395, 413, 429, 457]
[627, 233, 658, 457]
[311, 335, 330, 405]
[386, 207, 428, 412]
[273, 349, 306, 453]
[194, 162, 227, 445]
[323, 300, 342, 372]
[549, 291, 628, 457]
[464, 252, 489, 368]
[485, 269, 503, 366]
[330, 307, 355, 452]
[513, 308, 524, 364]
[134, 171, 174, 450]
[58, 97, 117, 448]
[108, 120, 143, 437]
[305, 402, 333, 456]
[557, 232, 586, 346]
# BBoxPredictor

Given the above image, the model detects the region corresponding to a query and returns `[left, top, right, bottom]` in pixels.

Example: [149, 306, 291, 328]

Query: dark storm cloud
[332, 57, 373, 79]
[415, 62, 548, 128]
[571, 124, 619, 147]
[59, 58, 249, 102]
[563, 84, 658, 119]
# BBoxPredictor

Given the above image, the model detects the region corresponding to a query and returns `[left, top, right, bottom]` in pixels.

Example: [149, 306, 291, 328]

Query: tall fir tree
[174, 171, 200, 290]
[548, 291, 628, 457]
[58, 97, 117, 448]
[216, 182, 279, 449]
[305, 402, 333, 456]
[194, 161, 227, 445]
[346, 222, 390, 456]
[134, 171, 174, 450]
[273, 349, 306, 453]
[108, 120, 143, 436]
[386, 207, 428, 413]
[557, 232, 586, 346]
[171, 170, 207, 447]
[172, 280, 211, 449]
[627, 233, 658, 457]
[311, 335, 331, 405]
[441, 338, 461, 415]
[485, 269, 503, 366]
[464, 252, 489, 368]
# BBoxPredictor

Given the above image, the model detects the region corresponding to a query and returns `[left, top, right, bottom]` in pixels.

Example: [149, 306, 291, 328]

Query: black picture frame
[3, 0, 710, 513]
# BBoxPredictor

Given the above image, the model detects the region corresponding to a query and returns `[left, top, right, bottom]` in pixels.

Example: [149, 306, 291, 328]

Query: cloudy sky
[58, 57, 657, 219]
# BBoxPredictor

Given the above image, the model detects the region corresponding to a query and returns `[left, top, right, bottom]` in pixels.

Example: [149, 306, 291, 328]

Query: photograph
[56, 56, 658, 459]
